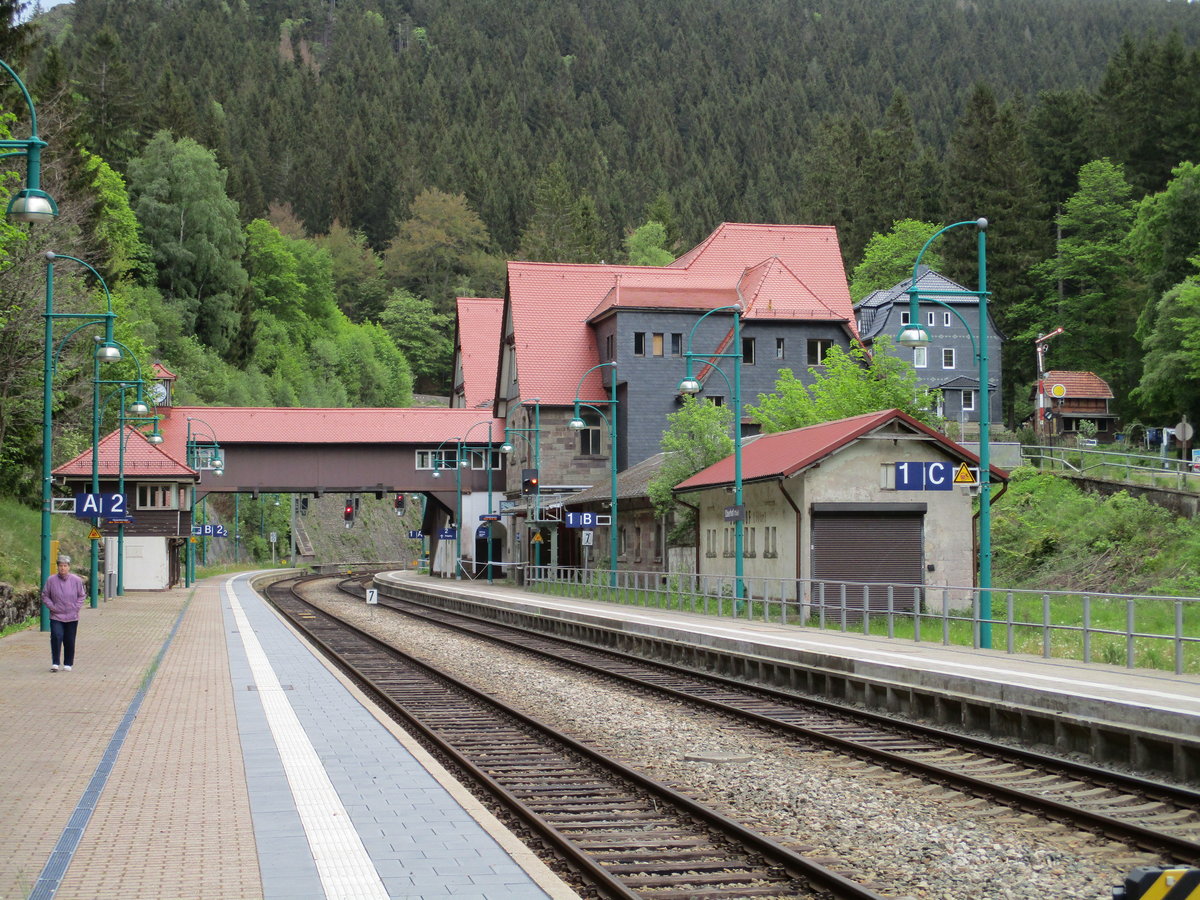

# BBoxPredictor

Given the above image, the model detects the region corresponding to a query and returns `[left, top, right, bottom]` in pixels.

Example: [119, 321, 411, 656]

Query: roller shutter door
[811, 511, 924, 615]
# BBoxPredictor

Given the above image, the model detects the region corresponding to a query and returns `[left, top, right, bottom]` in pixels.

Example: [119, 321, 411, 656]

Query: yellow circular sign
[1050, 383, 1067, 398]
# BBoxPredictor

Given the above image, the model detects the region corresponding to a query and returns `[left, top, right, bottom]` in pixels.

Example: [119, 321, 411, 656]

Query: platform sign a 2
[74, 492, 127, 518]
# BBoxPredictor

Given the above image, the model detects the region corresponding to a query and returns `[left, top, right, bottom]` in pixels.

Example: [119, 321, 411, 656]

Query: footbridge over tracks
[154, 405, 507, 513]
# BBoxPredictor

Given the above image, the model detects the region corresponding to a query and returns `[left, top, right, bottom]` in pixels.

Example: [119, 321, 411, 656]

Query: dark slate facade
[593, 308, 852, 469]
[855, 269, 1004, 426]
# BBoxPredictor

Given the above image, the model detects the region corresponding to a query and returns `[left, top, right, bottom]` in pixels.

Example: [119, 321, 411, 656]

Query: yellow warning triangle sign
[531, 532, 544, 543]
[88, 528, 101, 540]
[953, 462, 977, 485]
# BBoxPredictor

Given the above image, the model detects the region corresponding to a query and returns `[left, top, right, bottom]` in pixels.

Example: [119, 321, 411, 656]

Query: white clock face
[150, 383, 168, 403]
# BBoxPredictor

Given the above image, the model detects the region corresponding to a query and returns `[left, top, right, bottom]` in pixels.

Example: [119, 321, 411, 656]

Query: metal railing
[1023, 444, 1200, 491]
[525, 565, 1200, 675]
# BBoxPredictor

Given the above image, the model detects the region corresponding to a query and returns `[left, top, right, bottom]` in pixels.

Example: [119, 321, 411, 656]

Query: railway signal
[521, 468, 539, 495]
[344, 499, 355, 527]
[394, 493, 405, 514]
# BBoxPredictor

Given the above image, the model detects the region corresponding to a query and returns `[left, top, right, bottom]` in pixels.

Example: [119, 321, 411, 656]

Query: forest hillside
[5, 0, 1200, 511]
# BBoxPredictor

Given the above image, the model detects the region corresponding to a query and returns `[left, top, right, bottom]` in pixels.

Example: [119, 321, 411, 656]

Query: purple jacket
[42, 573, 86, 622]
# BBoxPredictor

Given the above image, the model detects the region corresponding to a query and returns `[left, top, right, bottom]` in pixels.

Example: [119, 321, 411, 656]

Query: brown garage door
[811, 509, 924, 615]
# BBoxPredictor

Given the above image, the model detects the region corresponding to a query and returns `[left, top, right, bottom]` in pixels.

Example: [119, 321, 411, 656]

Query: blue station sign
[190, 524, 229, 537]
[894, 461, 976, 491]
[74, 492, 127, 519]
[565, 512, 611, 528]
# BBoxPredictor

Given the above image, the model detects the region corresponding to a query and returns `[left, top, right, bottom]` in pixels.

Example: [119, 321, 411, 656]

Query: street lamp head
[7, 188, 58, 223]
[95, 342, 122, 362]
[896, 324, 932, 348]
[432, 468, 442, 479]
[499, 441, 513, 454]
[677, 377, 701, 395]
[568, 416, 586, 430]
[128, 400, 150, 416]
[147, 431, 164, 444]
[212, 466, 224, 477]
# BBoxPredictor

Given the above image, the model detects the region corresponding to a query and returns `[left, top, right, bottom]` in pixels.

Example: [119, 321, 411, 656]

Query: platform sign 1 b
[566, 512, 611, 528]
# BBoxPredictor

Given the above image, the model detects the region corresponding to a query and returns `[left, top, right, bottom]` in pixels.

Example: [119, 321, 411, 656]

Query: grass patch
[0, 496, 93, 590]
[1, 615, 37, 638]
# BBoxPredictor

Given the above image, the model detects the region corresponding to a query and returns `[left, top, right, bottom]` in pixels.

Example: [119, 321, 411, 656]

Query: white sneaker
[63, 665, 72, 671]
[50, 664, 58, 672]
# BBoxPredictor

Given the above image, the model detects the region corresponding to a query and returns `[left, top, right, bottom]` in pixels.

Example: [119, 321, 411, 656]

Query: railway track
[336, 575, 1200, 866]
[266, 575, 888, 900]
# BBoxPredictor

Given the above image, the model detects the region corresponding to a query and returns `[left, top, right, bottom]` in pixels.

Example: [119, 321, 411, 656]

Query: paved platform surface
[0, 572, 578, 900]
[378, 572, 1200, 750]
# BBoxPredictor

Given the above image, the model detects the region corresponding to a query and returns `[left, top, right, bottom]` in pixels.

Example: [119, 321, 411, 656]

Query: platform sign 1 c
[895, 461, 960, 491]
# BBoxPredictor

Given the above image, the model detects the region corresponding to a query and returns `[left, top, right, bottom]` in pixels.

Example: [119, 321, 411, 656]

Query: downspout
[971, 478, 1008, 588]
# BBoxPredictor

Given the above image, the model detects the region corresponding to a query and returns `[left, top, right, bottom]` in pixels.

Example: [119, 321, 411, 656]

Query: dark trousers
[50, 619, 78, 667]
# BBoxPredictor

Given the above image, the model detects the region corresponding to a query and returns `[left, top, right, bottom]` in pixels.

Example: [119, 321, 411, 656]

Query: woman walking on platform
[42, 554, 85, 672]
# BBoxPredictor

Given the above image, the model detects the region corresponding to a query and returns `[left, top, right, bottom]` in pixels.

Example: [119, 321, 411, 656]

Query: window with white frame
[671, 333, 683, 356]
[943, 347, 955, 368]
[962, 389, 975, 411]
[417, 448, 498, 470]
[913, 346, 927, 368]
[927, 311, 935, 327]
[742, 336, 756, 365]
[618, 526, 628, 557]
[943, 312, 952, 327]
[900, 310, 910, 326]
[652, 333, 664, 356]
[775, 337, 785, 359]
[807, 339, 834, 366]
[633, 332, 646, 356]
[576, 410, 602, 456]
[137, 483, 179, 509]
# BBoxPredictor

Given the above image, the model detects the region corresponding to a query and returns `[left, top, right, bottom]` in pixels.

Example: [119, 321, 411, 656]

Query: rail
[1022, 443, 1200, 491]
[525, 565, 1200, 675]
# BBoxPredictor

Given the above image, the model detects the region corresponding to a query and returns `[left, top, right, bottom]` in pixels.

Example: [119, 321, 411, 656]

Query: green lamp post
[500, 398, 541, 575]
[896, 217, 994, 648]
[569, 363, 618, 587]
[41, 254, 121, 626]
[678, 305, 745, 609]
[0, 58, 58, 223]
[184, 417, 224, 586]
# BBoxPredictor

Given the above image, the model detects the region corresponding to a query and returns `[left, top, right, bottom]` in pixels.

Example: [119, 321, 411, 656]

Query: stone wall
[0, 582, 40, 629]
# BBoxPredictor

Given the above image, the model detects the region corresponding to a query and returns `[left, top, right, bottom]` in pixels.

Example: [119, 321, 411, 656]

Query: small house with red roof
[672, 409, 1008, 611]
[54, 426, 199, 590]
[1035, 370, 1118, 440]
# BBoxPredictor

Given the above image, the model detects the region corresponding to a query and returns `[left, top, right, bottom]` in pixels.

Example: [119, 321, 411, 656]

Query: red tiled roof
[154, 407, 504, 463]
[454, 297, 504, 410]
[1043, 371, 1114, 400]
[508, 222, 856, 406]
[151, 362, 177, 380]
[674, 409, 1007, 492]
[54, 427, 197, 480]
